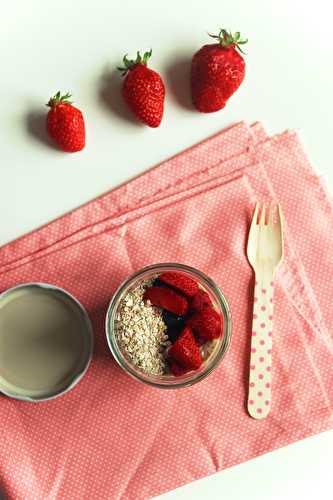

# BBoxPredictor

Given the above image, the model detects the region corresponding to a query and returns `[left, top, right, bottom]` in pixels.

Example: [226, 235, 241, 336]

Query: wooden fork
[247, 202, 284, 419]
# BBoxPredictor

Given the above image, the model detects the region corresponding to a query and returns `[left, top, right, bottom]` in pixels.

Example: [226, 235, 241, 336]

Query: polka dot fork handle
[249, 278, 274, 418]
[247, 202, 284, 419]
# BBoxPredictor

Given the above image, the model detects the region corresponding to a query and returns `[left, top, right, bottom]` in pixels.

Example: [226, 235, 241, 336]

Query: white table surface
[1, 1, 333, 499]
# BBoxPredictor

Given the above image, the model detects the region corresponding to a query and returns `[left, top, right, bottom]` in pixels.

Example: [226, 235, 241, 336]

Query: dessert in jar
[106, 264, 231, 388]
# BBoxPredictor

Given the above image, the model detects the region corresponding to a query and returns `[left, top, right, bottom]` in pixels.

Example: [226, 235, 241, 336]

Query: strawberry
[187, 307, 222, 341]
[144, 286, 188, 316]
[46, 92, 85, 152]
[168, 326, 202, 371]
[191, 28, 247, 113]
[190, 289, 213, 312]
[159, 272, 199, 298]
[169, 361, 188, 377]
[118, 50, 165, 128]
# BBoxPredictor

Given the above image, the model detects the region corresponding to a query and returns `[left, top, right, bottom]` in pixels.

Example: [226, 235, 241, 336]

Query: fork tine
[276, 203, 284, 258]
[277, 203, 284, 231]
[268, 202, 274, 226]
[259, 203, 266, 226]
[250, 202, 260, 229]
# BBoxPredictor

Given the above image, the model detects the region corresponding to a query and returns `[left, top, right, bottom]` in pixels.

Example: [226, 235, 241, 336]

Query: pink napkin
[0, 122, 333, 500]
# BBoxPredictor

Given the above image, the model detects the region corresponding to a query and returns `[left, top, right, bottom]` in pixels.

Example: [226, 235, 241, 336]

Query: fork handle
[248, 273, 275, 419]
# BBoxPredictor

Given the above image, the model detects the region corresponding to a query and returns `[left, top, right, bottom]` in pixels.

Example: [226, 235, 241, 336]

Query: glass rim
[105, 263, 232, 389]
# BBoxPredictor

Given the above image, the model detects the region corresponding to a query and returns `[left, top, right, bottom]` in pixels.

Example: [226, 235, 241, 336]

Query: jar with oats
[105, 263, 231, 388]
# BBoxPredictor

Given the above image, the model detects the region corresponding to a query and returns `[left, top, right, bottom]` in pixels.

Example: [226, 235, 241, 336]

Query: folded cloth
[0, 122, 256, 272]
[0, 123, 332, 500]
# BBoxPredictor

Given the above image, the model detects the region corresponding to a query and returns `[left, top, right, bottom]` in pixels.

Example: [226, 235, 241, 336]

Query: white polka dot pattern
[0, 122, 254, 271]
[0, 123, 332, 500]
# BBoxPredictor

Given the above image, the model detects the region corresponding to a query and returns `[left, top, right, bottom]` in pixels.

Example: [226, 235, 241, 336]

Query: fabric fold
[0, 122, 254, 269]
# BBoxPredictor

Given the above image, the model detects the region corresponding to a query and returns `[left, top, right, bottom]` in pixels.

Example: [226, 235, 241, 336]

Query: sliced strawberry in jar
[159, 272, 199, 298]
[189, 289, 213, 312]
[169, 361, 188, 376]
[144, 286, 188, 316]
[187, 307, 222, 341]
[168, 326, 202, 370]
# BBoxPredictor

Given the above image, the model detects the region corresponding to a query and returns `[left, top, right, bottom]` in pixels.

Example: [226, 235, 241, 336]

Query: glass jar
[106, 263, 231, 388]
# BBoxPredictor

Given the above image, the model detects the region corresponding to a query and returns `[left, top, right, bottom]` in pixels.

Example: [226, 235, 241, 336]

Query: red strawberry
[169, 361, 188, 377]
[118, 50, 165, 127]
[190, 289, 213, 312]
[168, 326, 202, 371]
[46, 92, 85, 152]
[187, 307, 222, 341]
[144, 286, 188, 316]
[191, 28, 247, 113]
[159, 272, 199, 298]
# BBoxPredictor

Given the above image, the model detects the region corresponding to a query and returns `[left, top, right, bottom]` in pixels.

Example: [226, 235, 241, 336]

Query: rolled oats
[115, 279, 168, 375]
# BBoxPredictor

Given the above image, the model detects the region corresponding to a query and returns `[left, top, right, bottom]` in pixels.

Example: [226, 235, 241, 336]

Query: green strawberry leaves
[117, 49, 152, 76]
[209, 28, 248, 54]
[47, 91, 73, 107]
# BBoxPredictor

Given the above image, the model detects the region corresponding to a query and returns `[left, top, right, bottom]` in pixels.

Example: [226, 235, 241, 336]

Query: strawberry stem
[117, 49, 152, 76]
[208, 28, 248, 54]
[46, 91, 73, 107]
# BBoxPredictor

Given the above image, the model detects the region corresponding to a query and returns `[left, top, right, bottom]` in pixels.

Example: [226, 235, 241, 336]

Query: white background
[1, 1, 333, 499]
